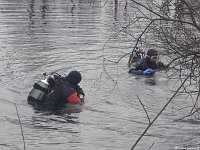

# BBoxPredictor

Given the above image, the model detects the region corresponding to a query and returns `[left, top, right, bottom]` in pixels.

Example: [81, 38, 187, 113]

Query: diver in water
[129, 49, 167, 75]
[46, 70, 85, 106]
[28, 71, 85, 106]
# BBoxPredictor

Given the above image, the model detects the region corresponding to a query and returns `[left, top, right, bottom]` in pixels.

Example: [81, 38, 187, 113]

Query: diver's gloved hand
[157, 61, 168, 69]
[143, 69, 155, 75]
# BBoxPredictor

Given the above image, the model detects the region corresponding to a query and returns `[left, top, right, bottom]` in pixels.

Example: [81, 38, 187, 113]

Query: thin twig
[148, 141, 155, 150]
[130, 66, 197, 150]
[137, 95, 151, 123]
[13, 101, 26, 150]
[128, 19, 156, 65]
[130, 0, 200, 30]
[175, 107, 200, 121]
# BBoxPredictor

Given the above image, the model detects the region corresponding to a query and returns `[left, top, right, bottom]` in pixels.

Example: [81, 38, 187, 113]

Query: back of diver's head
[65, 70, 82, 85]
[146, 49, 158, 57]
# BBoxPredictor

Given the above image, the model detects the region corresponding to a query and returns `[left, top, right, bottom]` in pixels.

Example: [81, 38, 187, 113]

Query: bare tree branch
[130, 66, 197, 150]
[136, 95, 151, 124]
[130, 0, 200, 31]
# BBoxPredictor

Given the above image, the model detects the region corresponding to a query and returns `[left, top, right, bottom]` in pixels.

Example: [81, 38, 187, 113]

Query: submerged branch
[137, 95, 151, 124]
[13, 101, 26, 150]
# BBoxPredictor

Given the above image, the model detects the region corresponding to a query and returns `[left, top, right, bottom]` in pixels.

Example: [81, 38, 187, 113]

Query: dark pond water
[0, 0, 199, 150]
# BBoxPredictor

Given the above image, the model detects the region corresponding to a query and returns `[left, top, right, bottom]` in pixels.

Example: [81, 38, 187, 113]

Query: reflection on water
[144, 78, 157, 86]
[0, 0, 199, 150]
[29, 101, 83, 116]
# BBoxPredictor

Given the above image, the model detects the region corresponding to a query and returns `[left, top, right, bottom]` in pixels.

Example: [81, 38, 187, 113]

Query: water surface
[0, 0, 199, 150]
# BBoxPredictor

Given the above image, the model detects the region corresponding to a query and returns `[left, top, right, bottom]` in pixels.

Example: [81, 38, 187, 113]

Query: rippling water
[0, 0, 199, 150]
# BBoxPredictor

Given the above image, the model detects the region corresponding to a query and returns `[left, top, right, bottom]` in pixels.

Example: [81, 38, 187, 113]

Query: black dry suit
[45, 74, 84, 106]
[129, 57, 166, 75]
